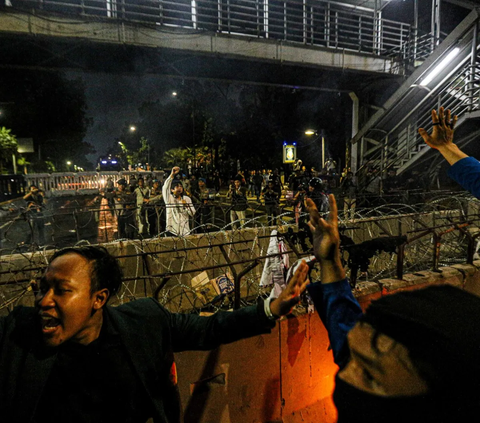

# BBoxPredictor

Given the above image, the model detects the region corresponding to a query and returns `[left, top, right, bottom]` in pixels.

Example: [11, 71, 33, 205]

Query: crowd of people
[95, 166, 332, 239]
[21, 145, 447, 246]
[3, 108, 480, 422]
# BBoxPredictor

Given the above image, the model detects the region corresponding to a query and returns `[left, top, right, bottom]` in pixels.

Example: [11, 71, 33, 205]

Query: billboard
[283, 143, 296, 164]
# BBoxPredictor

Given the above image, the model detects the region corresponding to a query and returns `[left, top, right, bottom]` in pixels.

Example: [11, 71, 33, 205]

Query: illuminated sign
[283, 144, 297, 164]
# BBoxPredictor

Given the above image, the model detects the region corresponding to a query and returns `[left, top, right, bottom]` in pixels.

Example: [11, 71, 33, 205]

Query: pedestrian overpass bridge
[0, 0, 428, 77]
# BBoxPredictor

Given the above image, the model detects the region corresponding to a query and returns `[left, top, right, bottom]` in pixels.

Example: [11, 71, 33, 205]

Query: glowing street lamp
[420, 47, 460, 87]
[129, 126, 136, 132]
[305, 129, 326, 169]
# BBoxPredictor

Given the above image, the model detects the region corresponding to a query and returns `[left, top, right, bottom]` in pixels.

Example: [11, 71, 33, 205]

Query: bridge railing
[23, 171, 165, 193]
[12, 0, 413, 59]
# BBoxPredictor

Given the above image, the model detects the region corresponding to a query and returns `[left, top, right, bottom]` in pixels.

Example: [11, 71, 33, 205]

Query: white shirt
[162, 174, 196, 236]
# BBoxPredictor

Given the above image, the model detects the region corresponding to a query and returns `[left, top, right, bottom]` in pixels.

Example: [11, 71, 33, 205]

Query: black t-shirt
[231, 187, 248, 211]
[262, 188, 279, 206]
[34, 312, 154, 423]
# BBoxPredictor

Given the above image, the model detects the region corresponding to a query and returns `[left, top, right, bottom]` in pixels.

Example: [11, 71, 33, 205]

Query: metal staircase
[353, 8, 480, 191]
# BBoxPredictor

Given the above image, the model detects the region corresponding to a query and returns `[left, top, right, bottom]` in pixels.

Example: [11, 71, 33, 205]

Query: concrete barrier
[175, 263, 480, 422]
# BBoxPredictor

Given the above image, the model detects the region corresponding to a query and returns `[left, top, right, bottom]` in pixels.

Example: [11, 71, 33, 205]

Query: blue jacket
[448, 156, 480, 199]
[307, 279, 362, 368]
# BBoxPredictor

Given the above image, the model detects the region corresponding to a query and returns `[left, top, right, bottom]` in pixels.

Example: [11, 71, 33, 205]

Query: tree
[0, 127, 18, 173]
[0, 70, 94, 171]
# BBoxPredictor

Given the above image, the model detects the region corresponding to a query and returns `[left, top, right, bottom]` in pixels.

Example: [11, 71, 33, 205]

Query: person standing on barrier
[162, 166, 195, 237]
[134, 176, 150, 236]
[115, 178, 135, 239]
[227, 177, 248, 229]
[23, 184, 46, 246]
[306, 194, 480, 422]
[0, 245, 310, 422]
[418, 107, 480, 198]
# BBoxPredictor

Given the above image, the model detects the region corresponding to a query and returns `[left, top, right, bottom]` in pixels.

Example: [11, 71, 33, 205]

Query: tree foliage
[0, 70, 94, 171]
[127, 79, 348, 173]
[0, 127, 18, 173]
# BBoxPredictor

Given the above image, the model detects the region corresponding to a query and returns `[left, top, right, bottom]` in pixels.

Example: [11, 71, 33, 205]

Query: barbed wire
[1, 191, 478, 316]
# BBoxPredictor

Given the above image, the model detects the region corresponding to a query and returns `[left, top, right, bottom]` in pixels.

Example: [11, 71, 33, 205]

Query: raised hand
[418, 107, 457, 150]
[307, 195, 346, 283]
[307, 195, 340, 262]
[269, 260, 310, 317]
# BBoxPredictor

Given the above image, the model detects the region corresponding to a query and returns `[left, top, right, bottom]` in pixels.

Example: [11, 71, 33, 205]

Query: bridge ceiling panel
[0, 1, 408, 76]
[0, 32, 398, 94]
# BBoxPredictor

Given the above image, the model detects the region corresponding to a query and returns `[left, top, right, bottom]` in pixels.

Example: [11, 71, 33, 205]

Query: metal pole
[349, 92, 359, 175]
[234, 260, 259, 310]
[413, 0, 418, 63]
[12, 153, 17, 175]
[192, 103, 196, 171]
[322, 135, 325, 169]
[469, 22, 478, 112]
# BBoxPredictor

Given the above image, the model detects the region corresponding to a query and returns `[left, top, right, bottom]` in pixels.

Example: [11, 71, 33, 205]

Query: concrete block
[402, 273, 434, 286]
[354, 281, 381, 296]
[437, 266, 464, 288]
[353, 281, 381, 312]
[451, 263, 477, 277]
[464, 271, 480, 298]
[378, 278, 410, 294]
[412, 270, 443, 283]
[280, 313, 337, 423]
[176, 326, 282, 423]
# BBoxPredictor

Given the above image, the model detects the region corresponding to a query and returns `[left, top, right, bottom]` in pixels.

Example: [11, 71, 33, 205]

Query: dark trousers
[27, 215, 46, 245]
[118, 211, 135, 239]
[265, 204, 278, 226]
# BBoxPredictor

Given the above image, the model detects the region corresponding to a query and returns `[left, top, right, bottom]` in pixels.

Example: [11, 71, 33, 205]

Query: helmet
[309, 177, 323, 190]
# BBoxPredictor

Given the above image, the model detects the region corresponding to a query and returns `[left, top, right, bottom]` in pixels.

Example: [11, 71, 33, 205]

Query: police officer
[115, 179, 135, 239]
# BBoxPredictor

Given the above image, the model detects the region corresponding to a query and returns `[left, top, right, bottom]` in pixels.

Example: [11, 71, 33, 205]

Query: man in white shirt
[133, 177, 150, 236]
[162, 166, 196, 236]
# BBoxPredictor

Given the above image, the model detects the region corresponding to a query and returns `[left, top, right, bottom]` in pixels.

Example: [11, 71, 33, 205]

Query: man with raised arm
[162, 166, 196, 236]
[306, 194, 480, 422]
[418, 107, 480, 198]
[0, 245, 309, 422]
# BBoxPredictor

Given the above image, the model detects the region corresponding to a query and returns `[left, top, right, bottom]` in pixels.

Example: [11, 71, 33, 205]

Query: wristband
[264, 296, 280, 320]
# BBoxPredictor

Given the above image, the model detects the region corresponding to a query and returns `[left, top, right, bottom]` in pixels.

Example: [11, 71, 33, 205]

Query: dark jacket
[0, 298, 275, 423]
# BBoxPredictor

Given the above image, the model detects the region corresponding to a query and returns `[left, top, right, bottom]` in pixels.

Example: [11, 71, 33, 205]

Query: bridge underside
[0, 9, 396, 90]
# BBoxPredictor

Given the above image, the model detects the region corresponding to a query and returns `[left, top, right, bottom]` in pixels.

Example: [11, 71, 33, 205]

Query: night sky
[0, 0, 471, 170]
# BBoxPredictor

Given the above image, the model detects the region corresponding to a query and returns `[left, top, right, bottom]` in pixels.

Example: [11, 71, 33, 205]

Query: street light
[129, 126, 136, 132]
[171, 90, 197, 171]
[420, 47, 460, 87]
[305, 129, 326, 170]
